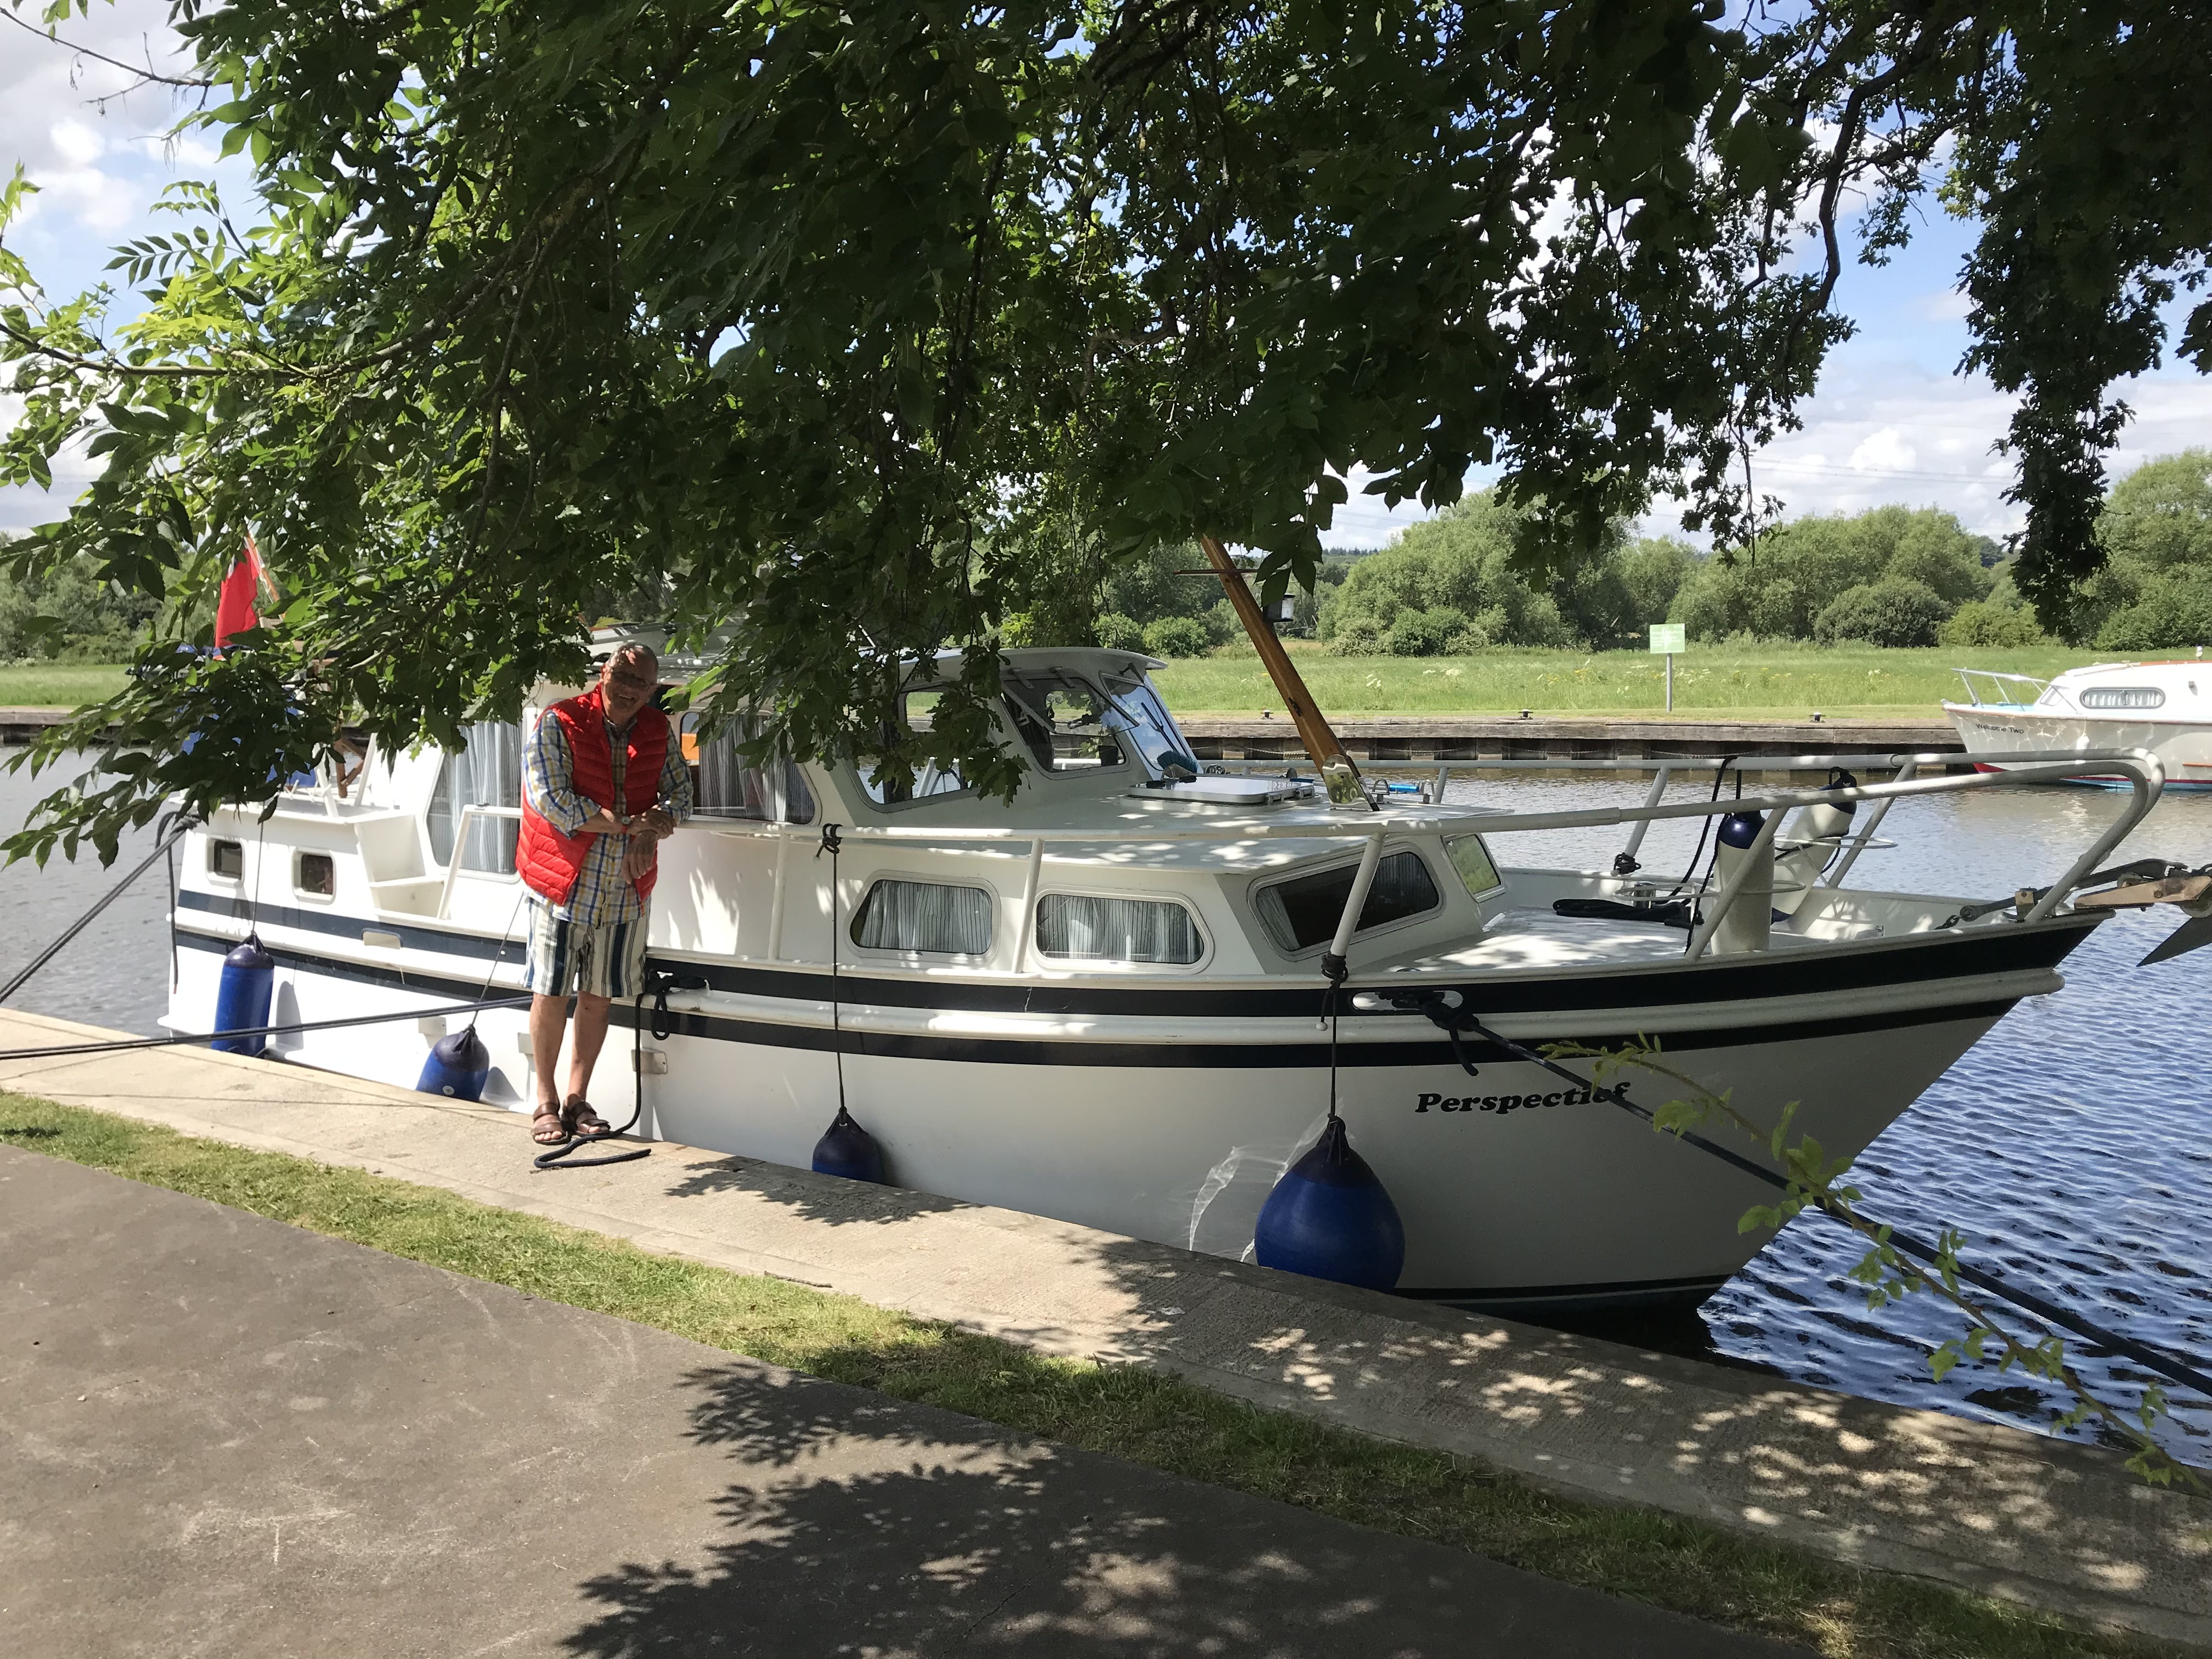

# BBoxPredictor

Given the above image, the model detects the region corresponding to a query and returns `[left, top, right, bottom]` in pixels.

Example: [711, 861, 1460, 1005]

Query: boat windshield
[1001, 672, 1127, 774]
[857, 690, 969, 804]
[1098, 670, 1198, 776]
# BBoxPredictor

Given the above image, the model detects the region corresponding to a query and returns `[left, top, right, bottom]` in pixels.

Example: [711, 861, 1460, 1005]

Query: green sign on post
[1649, 623, 1685, 710]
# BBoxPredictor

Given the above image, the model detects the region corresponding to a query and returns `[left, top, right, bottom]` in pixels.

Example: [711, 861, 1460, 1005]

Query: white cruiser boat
[1946, 658, 2212, 787]
[164, 636, 2182, 1313]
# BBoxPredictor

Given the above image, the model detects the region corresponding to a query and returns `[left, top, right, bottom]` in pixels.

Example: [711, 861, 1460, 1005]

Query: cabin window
[428, 721, 524, 873]
[1254, 851, 1441, 954]
[296, 851, 336, 898]
[1002, 673, 1125, 774]
[1099, 671, 1198, 775]
[1036, 894, 1201, 964]
[209, 839, 244, 880]
[686, 713, 816, 824]
[857, 691, 970, 805]
[850, 878, 993, 956]
[1444, 836, 1502, 898]
[2080, 686, 2165, 710]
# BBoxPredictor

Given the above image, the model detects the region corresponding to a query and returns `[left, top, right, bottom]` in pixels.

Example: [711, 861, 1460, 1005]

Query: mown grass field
[1152, 644, 2106, 720]
[0, 1093, 2183, 1659]
[0, 645, 2120, 723]
[0, 663, 128, 708]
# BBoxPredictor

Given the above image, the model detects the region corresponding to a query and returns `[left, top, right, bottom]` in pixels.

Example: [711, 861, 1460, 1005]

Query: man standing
[516, 642, 692, 1144]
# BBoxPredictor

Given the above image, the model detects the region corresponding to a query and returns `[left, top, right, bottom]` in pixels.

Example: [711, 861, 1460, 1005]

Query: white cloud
[1321, 467, 1441, 549]
[48, 118, 106, 168]
[1849, 426, 1918, 474]
[1674, 351, 2212, 541]
[1916, 287, 1972, 323]
[32, 163, 143, 234]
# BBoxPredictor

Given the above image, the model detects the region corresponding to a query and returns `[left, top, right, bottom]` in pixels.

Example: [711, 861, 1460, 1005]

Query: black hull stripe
[176, 930, 2017, 1069]
[178, 887, 2092, 1020]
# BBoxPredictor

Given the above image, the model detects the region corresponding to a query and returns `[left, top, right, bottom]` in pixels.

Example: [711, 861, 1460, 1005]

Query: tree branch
[1, 10, 213, 91]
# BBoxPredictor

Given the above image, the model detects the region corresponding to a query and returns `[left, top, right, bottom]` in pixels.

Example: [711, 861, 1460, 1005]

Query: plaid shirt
[523, 708, 693, 925]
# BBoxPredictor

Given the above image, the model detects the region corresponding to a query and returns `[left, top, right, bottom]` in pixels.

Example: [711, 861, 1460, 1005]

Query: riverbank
[0, 664, 127, 709]
[0, 1007, 2202, 1655]
[0, 644, 2106, 731]
[1152, 644, 2098, 720]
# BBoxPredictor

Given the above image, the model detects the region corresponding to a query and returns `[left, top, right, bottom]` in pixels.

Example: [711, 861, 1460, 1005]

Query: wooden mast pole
[1197, 534, 1373, 809]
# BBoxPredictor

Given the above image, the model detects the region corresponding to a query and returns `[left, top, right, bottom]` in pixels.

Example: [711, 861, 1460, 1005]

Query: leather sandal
[566, 1099, 614, 1140]
[531, 1105, 571, 1145]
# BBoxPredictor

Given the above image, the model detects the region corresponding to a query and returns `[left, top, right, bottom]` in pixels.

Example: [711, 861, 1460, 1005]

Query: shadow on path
[560, 1361, 1799, 1659]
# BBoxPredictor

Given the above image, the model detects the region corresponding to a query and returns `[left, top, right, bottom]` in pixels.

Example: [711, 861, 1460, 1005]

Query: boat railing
[688, 749, 2163, 970]
[436, 805, 524, 920]
[1952, 667, 2059, 710]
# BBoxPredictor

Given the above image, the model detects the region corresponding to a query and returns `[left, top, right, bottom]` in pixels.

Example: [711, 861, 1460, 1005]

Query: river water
[4, 752, 2208, 1465]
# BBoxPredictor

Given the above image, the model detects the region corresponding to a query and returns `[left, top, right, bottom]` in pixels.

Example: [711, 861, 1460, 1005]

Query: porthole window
[296, 851, 336, 897]
[1036, 894, 1201, 964]
[2080, 686, 2165, 710]
[850, 879, 993, 956]
[209, 839, 244, 880]
[1254, 851, 1442, 954]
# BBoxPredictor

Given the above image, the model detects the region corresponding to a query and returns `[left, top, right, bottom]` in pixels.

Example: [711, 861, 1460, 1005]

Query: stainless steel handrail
[692, 749, 2164, 966]
[435, 804, 524, 920]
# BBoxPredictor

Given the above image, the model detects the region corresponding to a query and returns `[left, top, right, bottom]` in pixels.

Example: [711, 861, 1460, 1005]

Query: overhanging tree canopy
[2, 1, 2205, 858]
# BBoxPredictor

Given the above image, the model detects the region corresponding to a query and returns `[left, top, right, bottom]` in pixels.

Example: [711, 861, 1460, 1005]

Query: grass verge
[0, 663, 129, 709]
[1152, 644, 2106, 720]
[0, 1091, 2185, 1659]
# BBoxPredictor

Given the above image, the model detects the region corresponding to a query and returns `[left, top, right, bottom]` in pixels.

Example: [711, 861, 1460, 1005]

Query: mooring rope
[0, 994, 532, 1062]
[816, 822, 847, 1115]
[0, 817, 195, 1008]
[528, 976, 654, 1171]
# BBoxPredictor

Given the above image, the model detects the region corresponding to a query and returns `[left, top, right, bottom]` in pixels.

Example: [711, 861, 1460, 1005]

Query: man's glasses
[607, 669, 656, 692]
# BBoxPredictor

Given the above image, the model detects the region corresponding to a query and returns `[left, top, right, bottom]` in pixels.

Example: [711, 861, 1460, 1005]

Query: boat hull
[165, 902, 2088, 1310]
[1944, 701, 2212, 787]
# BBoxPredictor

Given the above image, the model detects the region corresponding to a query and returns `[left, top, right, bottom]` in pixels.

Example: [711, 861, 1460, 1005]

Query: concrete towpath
[2, 1007, 2207, 1646]
[2, 1147, 1802, 1658]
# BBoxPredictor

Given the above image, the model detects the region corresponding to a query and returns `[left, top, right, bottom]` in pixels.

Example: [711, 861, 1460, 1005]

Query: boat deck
[1414, 906, 1845, 973]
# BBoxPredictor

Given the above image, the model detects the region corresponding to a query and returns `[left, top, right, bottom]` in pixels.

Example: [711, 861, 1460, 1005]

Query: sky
[3, 2, 2208, 547]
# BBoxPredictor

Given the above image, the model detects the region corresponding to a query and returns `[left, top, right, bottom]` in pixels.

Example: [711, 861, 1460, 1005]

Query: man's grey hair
[607, 641, 659, 671]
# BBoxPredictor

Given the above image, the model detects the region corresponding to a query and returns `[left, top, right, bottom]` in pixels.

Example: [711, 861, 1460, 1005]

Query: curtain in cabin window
[1036, 894, 1201, 963]
[427, 721, 523, 873]
[691, 714, 816, 823]
[850, 879, 992, 955]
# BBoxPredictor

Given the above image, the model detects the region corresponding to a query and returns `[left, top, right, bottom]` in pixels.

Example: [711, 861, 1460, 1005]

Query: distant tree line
[1080, 450, 2212, 658]
[7, 452, 2207, 666]
[0, 544, 165, 663]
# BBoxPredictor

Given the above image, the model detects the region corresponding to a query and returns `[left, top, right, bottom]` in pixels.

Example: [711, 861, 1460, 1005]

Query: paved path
[2, 1007, 2207, 1645]
[0, 1148, 1803, 1659]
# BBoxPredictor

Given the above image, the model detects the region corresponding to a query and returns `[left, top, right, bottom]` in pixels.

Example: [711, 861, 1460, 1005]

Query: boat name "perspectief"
[1414, 1088, 1602, 1116]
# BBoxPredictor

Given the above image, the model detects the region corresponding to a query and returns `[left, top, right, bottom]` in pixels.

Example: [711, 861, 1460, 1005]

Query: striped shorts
[523, 902, 649, 1001]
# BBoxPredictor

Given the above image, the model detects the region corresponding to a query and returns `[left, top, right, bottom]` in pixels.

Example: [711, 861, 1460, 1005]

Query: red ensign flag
[215, 534, 268, 647]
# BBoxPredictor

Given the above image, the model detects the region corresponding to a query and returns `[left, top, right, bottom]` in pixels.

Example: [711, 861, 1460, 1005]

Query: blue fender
[418, 1027, 491, 1101]
[1254, 1116, 1406, 1291]
[811, 1105, 886, 1183]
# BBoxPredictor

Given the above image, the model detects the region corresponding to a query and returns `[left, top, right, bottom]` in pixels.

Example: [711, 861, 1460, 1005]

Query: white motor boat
[163, 635, 2187, 1314]
[1945, 658, 2212, 787]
